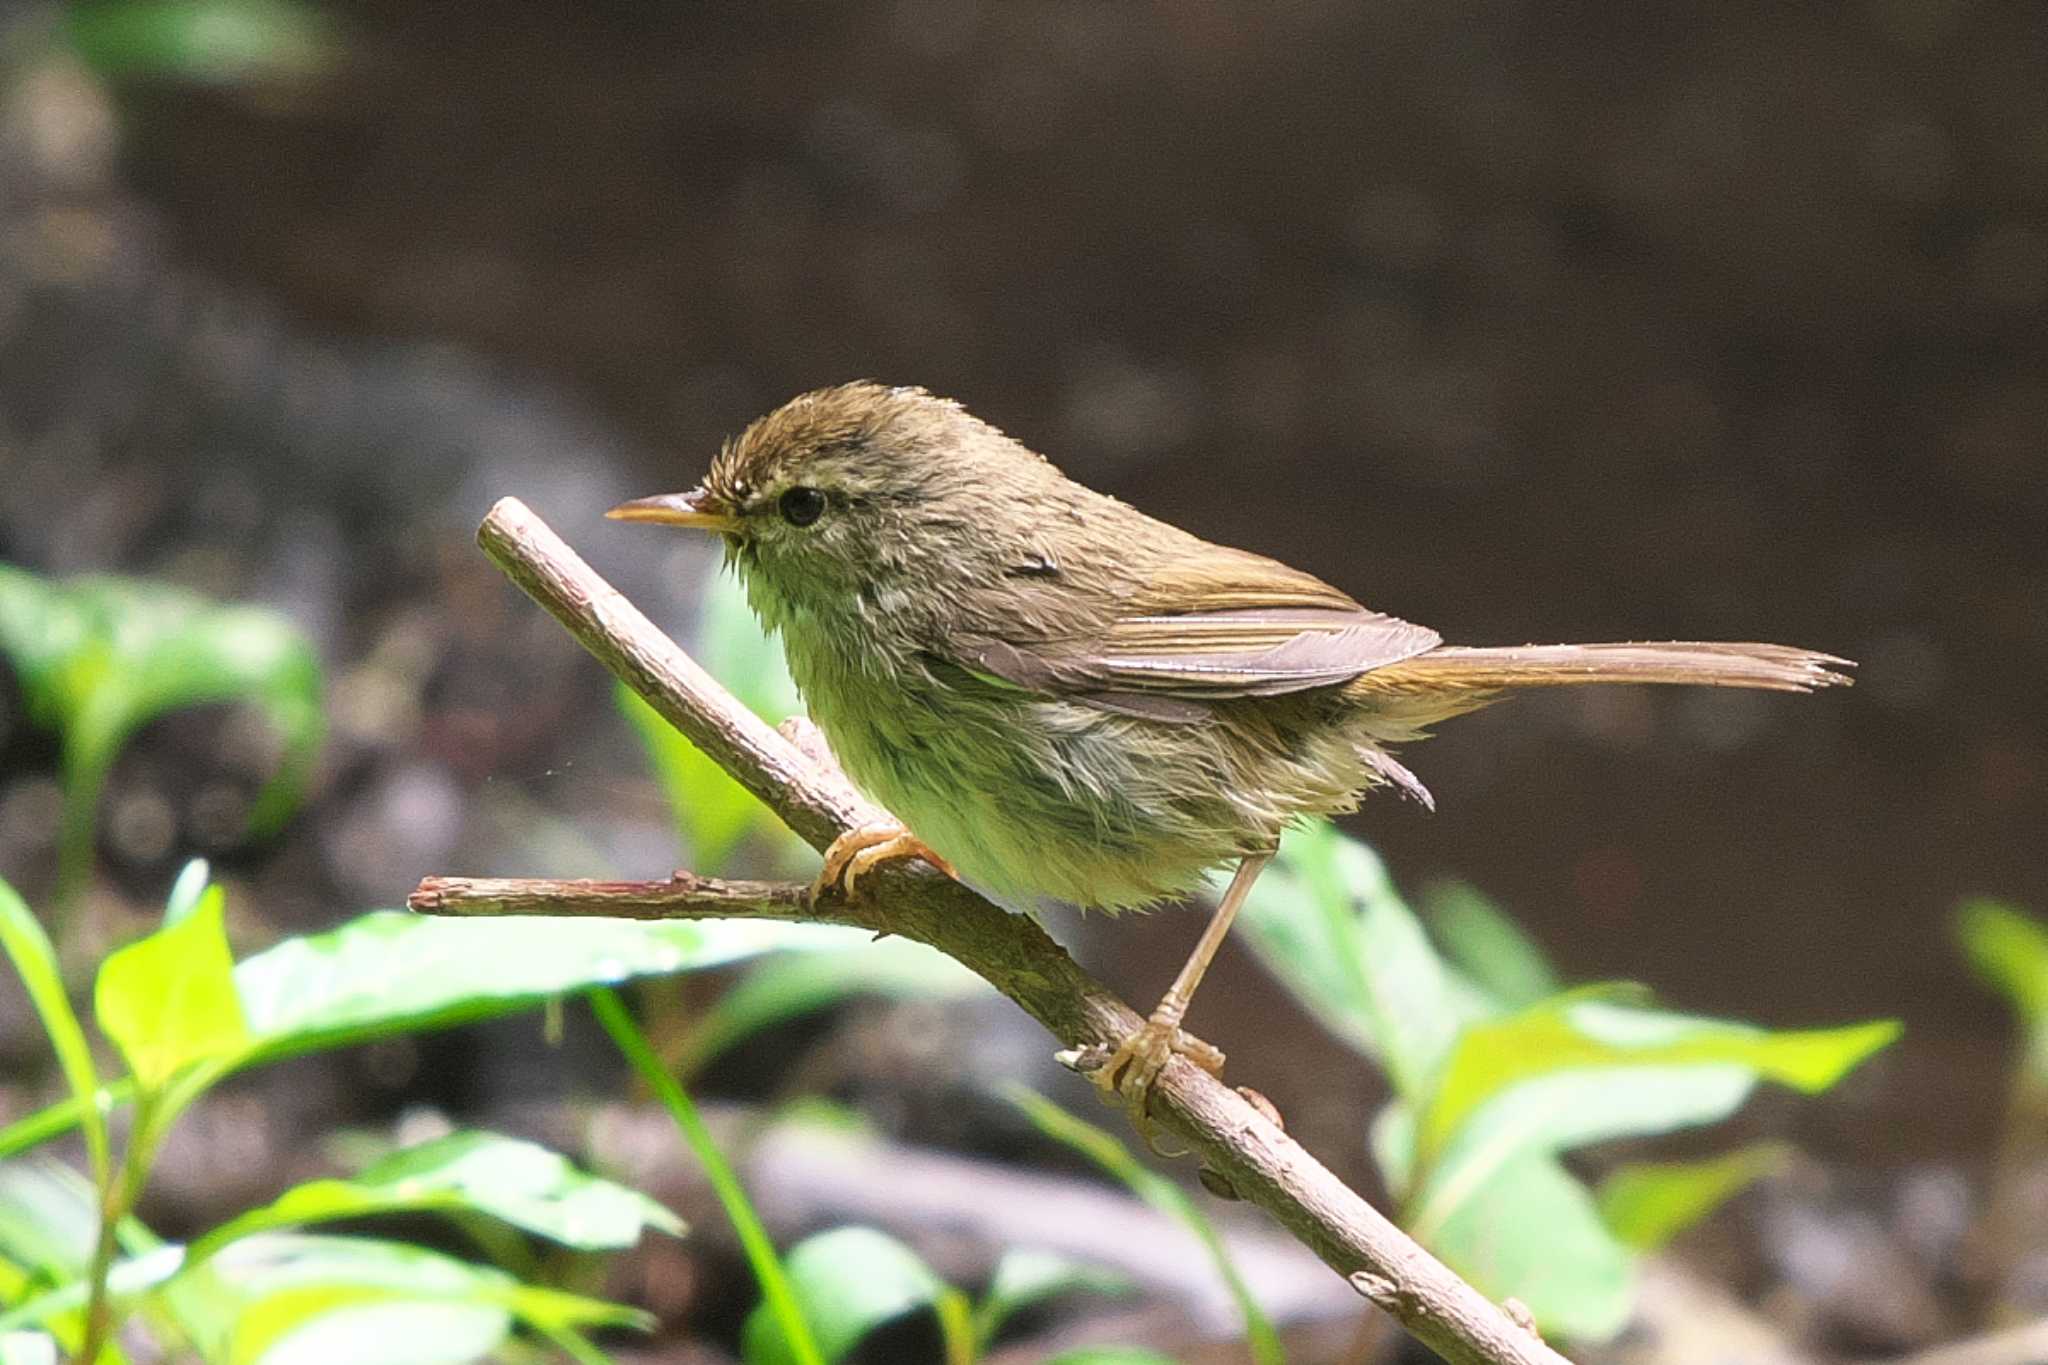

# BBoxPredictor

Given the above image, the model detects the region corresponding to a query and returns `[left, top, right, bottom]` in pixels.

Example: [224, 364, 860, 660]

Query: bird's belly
[801, 669, 1381, 910]
[803, 678, 1243, 911]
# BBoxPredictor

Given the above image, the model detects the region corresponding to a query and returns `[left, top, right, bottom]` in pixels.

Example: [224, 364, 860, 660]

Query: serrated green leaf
[1597, 1143, 1789, 1252]
[190, 1131, 683, 1262]
[1237, 822, 1479, 1100]
[1006, 1088, 1284, 1365]
[0, 880, 108, 1180]
[741, 1227, 954, 1365]
[94, 882, 251, 1090]
[975, 1248, 1132, 1347]
[1422, 880, 1559, 1009]
[1426, 1151, 1636, 1343]
[684, 936, 987, 1075]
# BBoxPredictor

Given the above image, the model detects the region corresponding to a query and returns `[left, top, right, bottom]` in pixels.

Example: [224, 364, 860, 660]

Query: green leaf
[63, 0, 335, 86]
[1044, 1351, 1181, 1365]
[1426, 1151, 1636, 1343]
[173, 1234, 643, 1365]
[1421, 881, 1559, 1009]
[695, 565, 803, 722]
[1006, 1087, 1284, 1365]
[1, 912, 867, 1160]
[190, 1131, 683, 1262]
[233, 909, 861, 1061]
[1406, 999, 1896, 1260]
[593, 990, 821, 1365]
[1368, 1101, 1416, 1201]
[199, 1235, 506, 1365]
[621, 567, 803, 872]
[0, 569, 324, 897]
[163, 858, 214, 927]
[741, 1227, 957, 1365]
[975, 1248, 1132, 1348]
[1237, 822, 1479, 1101]
[234, 1289, 504, 1365]
[618, 686, 767, 872]
[0, 1159, 98, 1278]
[683, 937, 988, 1075]
[0, 880, 109, 1181]
[1417, 998, 1899, 1168]
[94, 881, 251, 1090]
[1957, 900, 2048, 1025]
[0, 1245, 185, 1333]
[1597, 1143, 1790, 1252]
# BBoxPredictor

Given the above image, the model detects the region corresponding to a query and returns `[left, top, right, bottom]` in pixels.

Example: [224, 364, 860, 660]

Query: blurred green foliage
[742, 1224, 1134, 1365]
[1957, 899, 2048, 1088]
[618, 567, 805, 872]
[1008, 1087, 1282, 1365]
[63, 0, 334, 86]
[1239, 822, 1897, 1341]
[0, 862, 880, 1364]
[0, 567, 324, 906]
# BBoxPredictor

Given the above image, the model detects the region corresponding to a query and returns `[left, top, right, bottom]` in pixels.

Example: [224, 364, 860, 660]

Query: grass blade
[589, 988, 821, 1365]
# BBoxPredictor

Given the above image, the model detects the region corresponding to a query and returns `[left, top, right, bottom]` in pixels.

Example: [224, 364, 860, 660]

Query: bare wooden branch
[416, 495, 1573, 1365]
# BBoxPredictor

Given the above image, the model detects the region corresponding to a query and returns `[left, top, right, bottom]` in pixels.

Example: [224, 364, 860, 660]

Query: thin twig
[411, 495, 1573, 1365]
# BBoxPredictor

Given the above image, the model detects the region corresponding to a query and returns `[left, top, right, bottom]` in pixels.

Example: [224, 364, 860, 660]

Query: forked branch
[410, 496, 1572, 1365]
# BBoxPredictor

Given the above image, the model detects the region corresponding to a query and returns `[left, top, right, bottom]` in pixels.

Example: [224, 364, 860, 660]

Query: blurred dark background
[2, 0, 2043, 1171]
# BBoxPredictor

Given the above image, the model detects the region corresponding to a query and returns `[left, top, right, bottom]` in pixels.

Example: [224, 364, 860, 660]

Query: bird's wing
[953, 541, 1441, 720]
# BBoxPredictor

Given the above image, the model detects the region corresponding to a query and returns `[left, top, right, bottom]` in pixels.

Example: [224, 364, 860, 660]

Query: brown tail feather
[1359, 641, 1855, 695]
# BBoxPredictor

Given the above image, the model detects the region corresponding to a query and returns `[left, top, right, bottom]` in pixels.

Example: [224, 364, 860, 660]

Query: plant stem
[77, 1093, 156, 1364]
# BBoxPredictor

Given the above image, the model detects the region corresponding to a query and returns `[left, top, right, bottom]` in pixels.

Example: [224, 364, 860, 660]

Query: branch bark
[411, 495, 1573, 1365]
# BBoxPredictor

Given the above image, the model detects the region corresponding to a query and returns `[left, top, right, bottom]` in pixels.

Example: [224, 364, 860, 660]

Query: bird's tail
[1357, 641, 1855, 696]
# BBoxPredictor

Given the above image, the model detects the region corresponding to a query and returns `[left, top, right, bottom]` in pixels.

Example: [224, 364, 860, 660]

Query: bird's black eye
[778, 486, 826, 527]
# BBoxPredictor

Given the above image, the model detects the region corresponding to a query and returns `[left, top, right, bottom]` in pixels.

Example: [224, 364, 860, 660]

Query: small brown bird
[612, 383, 1851, 1125]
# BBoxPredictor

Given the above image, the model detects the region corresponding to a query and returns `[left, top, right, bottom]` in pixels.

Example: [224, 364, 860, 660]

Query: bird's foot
[811, 822, 958, 902]
[1086, 1013, 1225, 1155]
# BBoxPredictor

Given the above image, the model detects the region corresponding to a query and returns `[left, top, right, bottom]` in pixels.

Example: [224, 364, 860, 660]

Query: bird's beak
[605, 486, 741, 533]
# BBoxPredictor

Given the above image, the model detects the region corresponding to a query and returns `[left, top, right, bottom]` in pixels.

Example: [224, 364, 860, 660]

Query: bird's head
[609, 382, 1060, 632]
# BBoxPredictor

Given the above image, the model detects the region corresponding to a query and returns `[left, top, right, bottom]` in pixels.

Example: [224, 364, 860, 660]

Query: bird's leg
[811, 821, 958, 902]
[1092, 852, 1273, 1143]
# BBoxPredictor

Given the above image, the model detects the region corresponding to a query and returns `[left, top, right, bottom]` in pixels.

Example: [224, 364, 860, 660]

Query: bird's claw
[1086, 1018, 1226, 1156]
[811, 822, 958, 902]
